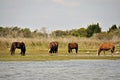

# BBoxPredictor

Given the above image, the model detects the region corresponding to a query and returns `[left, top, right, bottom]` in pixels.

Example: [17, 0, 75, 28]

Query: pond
[0, 60, 120, 80]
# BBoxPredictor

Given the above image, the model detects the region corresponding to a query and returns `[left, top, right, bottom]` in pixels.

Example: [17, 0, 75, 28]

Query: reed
[0, 37, 120, 56]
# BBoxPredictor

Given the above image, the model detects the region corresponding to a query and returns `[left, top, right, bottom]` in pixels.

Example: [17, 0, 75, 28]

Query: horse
[68, 42, 78, 54]
[49, 41, 58, 54]
[97, 42, 115, 56]
[10, 42, 26, 56]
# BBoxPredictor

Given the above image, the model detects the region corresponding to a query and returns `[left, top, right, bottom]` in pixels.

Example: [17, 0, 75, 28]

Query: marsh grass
[0, 37, 120, 61]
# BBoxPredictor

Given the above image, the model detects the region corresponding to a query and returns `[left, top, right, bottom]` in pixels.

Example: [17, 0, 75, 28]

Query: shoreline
[0, 54, 120, 61]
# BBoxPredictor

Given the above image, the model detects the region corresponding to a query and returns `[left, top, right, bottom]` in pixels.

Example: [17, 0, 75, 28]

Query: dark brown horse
[97, 42, 115, 56]
[49, 41, 58, 54]
[68, 42, 78, 54]
[10, 42, 26, 56]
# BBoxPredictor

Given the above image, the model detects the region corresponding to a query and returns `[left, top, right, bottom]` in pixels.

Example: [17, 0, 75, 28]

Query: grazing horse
[68, 42, 78, 54]
[10, 42, 26, 56]
[97, 42, 115, 56]
[49, 41, 58, 54]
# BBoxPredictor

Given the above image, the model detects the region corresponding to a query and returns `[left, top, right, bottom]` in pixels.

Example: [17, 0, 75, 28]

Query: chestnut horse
[49, 41, 58, 53]
[97, 42, 115, 56]
[68, 42, 78, 54]
[10, 42, 26, 56]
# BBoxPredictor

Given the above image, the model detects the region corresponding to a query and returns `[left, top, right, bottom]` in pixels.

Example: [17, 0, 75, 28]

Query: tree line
[51, 23, 120, 40]
[0, 27, 45, 38]
[0, 23, 120, 40]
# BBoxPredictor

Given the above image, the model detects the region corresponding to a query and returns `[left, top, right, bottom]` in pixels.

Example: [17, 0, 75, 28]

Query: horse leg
[20, 49, 23, 56]
[11, 50, 14, 55]
[71, 49, 72, 53]
[97, 49, 101, 56]
[53, 47, 56, 53]
[21, 51, 25, 56]
[75, 48, 78, 54]
[55, 47, 58, 53]
[51, 48, 54, 53]
[10, 47, 15, 55]
[21, 49, 25, 56]
[68, 48, 71, 53]
[11, 50, 13, 55]
[11, 49, 15, 55]
[111, 47, 115, 56]
[111, 50, 114, 56]
[103, 51, 106, 56]
[22, 52, 25, 56]
[53, 49, 55, 53]
[21, 49, 26, 56]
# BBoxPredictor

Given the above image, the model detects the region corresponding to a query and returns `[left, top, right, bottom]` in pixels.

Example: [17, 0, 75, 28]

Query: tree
[108, 24, 117, 32]
[11, 27, 21, 37]
[0, 27, 4, 36]
[22, 28, 31, 37]
[86, 23, 101, 37]
[71, 28, 87, 37]
[119, 26, 120, 29]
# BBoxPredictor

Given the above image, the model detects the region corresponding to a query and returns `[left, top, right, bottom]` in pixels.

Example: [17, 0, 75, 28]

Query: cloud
[52, 0, 80, 7]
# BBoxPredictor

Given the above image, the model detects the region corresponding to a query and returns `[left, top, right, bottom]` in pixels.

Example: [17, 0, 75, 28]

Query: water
[0, 60, 120, 80]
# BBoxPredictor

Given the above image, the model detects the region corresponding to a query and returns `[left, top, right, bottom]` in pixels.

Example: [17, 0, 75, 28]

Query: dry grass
[0, 37, 120, 57]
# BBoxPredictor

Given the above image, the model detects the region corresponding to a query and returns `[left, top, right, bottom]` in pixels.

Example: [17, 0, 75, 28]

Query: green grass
[0, 54, 120, 61]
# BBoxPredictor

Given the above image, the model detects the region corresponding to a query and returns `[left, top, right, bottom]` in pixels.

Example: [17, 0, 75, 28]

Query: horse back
[68, 42, 78, 49]
[11, 42, 25, 49]
[49, 41, 58, 48]
[99, 42, 115, 50]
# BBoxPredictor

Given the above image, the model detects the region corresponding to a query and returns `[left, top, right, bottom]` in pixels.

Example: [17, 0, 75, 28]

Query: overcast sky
[0, 0, 120, 32]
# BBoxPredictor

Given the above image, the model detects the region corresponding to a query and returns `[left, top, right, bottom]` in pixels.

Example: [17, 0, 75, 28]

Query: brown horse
[49, 41, 59, 53]
[97, 42, 115, 56]
[68, 42, 78, 54]
[10, 42, 26, 56]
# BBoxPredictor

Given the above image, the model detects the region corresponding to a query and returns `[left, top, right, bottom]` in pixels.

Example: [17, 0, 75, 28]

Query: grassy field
[0, 37, 120, 61]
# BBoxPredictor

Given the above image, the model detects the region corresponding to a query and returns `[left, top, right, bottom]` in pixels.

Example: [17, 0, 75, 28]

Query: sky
[0, 0, 120, 32]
